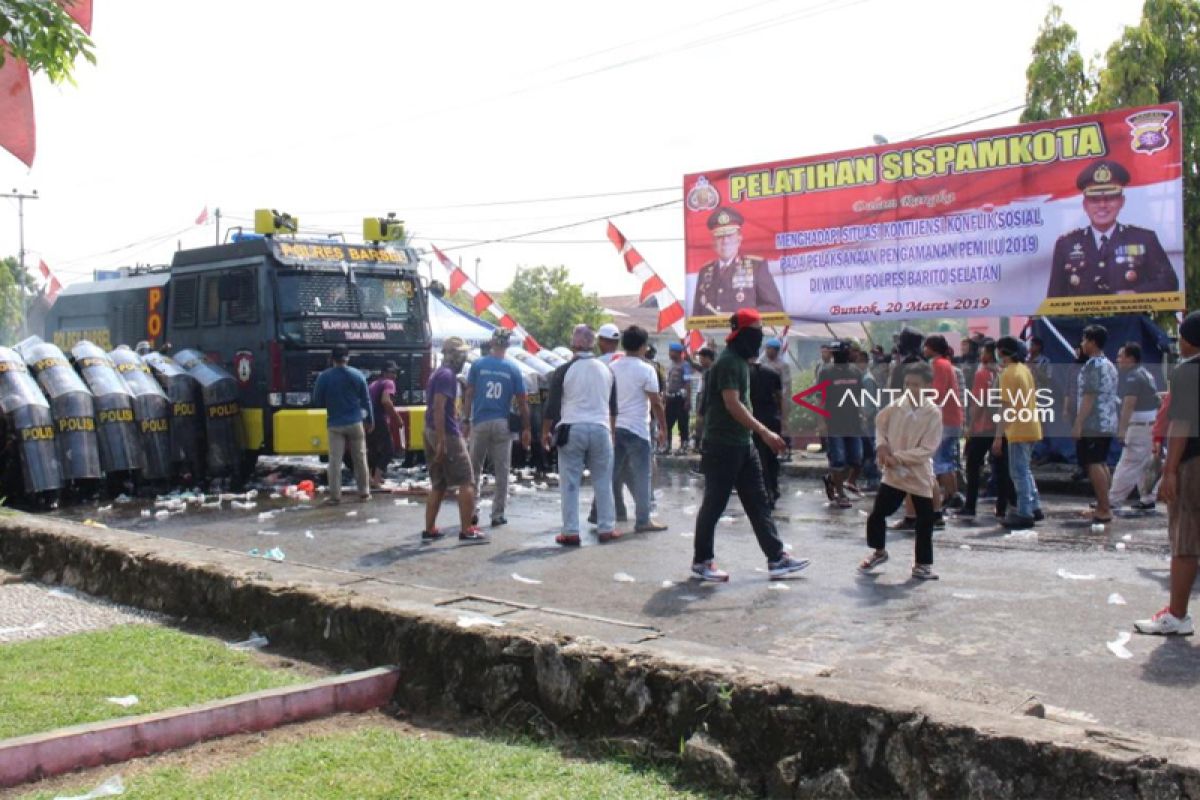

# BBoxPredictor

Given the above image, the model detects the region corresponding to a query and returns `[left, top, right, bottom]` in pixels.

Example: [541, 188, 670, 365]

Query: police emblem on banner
[1126, 109, 1172, 155]
[686, 177, 719, 212]
[234, 350, 253, 386]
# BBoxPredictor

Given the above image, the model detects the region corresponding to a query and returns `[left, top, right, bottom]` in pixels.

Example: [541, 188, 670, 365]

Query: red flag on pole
[0, 53, 36, 167]
[195, 206, 209, 225]
[39, 260, 63, 304]
[61, 0, 93, 33]
[431, 245, 541, 354]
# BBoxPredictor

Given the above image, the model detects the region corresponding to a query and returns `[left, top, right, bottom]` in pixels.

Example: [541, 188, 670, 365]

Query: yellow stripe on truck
[241, 408, 264, 450]
[401, 406, 426, 452]
[273, 409, 329, 455]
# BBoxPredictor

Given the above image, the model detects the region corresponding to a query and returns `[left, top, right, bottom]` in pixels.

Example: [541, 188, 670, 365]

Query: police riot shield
[71, 341, 144, 475]
[537, 349, 568, 369]
[15, 340, 101, 482]
[0, 347, 63, 494]
[144, 351, 205, 479]
[110, 346, 171, 481]
[174, 349, 242, 478]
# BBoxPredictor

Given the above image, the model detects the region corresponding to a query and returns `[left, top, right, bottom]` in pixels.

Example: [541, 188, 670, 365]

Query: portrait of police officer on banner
[692, 207, 785, 316]
[1045, 159, 1179, 299]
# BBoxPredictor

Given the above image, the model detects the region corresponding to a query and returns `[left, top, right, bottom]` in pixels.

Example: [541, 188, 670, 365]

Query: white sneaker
[1134, 607, 1194, 636]
[690, 560, 730, 583]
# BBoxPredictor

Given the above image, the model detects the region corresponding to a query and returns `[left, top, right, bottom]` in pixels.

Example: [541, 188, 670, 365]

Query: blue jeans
[826, 435, 863, 469]
[613, 428, 653, 526]
[558, 422, 615, 534]
[1007, 440, 1041, 518]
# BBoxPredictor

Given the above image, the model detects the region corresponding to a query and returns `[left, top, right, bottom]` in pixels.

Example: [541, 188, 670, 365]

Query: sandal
[555, 533, 581, 547]
[1080, 510, 1114, 523]
[857, 550, 889, 574]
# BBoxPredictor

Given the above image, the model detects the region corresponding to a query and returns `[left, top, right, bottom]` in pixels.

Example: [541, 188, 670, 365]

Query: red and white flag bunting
[431, 245, 541, 354]
[195, 206, 209, 225]
[606, 221, 709, 352]
[38, 260, 63, 303]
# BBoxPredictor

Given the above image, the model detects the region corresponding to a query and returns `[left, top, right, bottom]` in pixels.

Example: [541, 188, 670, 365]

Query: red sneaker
[597, 530, 623, 543]
[459, 526, 490, 545]
[555, 533, 582, 547]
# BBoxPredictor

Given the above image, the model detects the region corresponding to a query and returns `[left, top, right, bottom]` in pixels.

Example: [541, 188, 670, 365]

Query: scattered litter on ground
[678, 594, 701, 602]
[1108, 593, 1127, 605]
[1005, 530, 1038, 541]
[53, 774, 125, 800]
[105, 695, 139, 707]
[113, 494, 133, 504]
[263, 547, 285, 561]
[1115, 542, 1126, 551]
[257, 510, 279, 522]
[681, 505, 696, 515]
[96, 504, 113, 513]
[794, 490, 804, 496]
[478, 499, 493, 507]
[82, 519, 108, 528]
[1122, 534, 1133, 542]
[1106, 631, 1133, 659]
[719, 515, 736, 525]
[256, 530, 279, 536]
[153, 510, 170, 520]
[394, 498, 417, 506]
[139, 509, 152, 518]
[613, 572, 635, 583]
[230, 500, 257, 511]
[1056, 568, 1096, 581]
[304, 530, 314, 539]
[768, 583, 790, 591]
[346, 510, 359, 517]
[1091, 523, 1106, 534]
[227, 632, 269, 651]
[679, 531, 693, 538]
[959, 544, 971, 550]
[366, 518, 380, 524]
[456, 614, 505, 629]
[661, 580, 674, 588]
[511, 573, 541, 585]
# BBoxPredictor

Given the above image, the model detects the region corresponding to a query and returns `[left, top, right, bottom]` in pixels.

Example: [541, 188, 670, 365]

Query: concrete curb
[0, 666, 399, 788]
[0, 513, 1196, 797]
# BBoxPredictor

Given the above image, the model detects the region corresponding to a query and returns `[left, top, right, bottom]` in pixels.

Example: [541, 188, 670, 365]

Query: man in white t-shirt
[597, 323, 623, 365]
[610, 325, 669, 532]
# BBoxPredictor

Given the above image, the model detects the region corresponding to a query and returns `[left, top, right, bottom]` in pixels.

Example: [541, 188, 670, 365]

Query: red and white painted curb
[0, 666, 400, 788]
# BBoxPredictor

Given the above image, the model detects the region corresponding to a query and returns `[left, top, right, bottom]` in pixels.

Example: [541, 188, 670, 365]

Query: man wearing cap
[1046, 159, 1179, 299]
[692, 207, 785, 316]
[664, 342, 692, 453]
[422, 337, 487, 544]
[689, 308, 811, 582]
[1134, 311, 1200, 636]
[542, 324, 621, 546]
[313, 344, 373, 504]
[464, 328, 530, 528]
[597, 323, 623, 365]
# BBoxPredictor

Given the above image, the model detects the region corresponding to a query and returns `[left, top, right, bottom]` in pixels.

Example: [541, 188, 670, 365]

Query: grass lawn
[23, 725, 713, 799]
[0, 625, 306, 740]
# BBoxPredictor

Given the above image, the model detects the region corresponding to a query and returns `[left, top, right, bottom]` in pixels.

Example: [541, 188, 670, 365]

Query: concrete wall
[1, 513, 1197, 798]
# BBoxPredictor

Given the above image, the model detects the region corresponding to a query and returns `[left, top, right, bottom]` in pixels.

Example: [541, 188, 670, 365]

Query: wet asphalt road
[51, 457, 1200, 743]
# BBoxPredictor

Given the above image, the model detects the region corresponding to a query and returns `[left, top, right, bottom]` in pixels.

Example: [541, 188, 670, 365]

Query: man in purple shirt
[423, 337, 487, 544]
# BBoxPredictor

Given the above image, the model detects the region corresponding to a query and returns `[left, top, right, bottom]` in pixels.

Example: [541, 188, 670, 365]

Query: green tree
[0, 0, 95, 82]
[1020, 5, 1094, 123]
[0, 256, 29, 344]
[1022, 0, 1200, 311]
[500, 265, 608, 348]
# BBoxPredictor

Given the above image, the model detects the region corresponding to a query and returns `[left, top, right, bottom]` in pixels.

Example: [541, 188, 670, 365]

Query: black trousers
[867, 482, 935, 565]
[752, 433, 781, 502]
[991, 437, 1016, 516]
[962, 435, 992, 514]
[665, 396, 689, 448]
[694, 442, 785, 564]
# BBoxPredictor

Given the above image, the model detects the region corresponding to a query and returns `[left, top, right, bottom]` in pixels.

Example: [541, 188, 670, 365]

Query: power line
[286, 185, 680, 216]
[432, 199, 682, 253]
[909, 103, 1028, 140]
[415, 235, 683, 245]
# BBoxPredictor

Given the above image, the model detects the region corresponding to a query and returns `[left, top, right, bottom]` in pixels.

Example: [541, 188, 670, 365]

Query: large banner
[683, 103, 1185, 327]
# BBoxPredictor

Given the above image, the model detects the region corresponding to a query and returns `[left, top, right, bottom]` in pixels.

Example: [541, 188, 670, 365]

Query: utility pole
[215, 208, 221, 245]
[474, 257, 481, 286]
[2, 189, 39, 337]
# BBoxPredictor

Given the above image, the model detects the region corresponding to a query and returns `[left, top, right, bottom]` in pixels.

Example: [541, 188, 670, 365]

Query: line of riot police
[0, 338, 244, 508]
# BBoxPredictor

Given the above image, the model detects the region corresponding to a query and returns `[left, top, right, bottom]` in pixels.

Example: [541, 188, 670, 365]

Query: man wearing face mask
[689, 308, 811, 583]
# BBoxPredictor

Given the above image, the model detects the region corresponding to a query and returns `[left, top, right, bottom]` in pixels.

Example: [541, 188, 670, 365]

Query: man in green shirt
[690, 308, 811, 583]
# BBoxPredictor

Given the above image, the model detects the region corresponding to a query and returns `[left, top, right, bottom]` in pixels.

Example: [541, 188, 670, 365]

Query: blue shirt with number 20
[467, 356, 526, 425]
